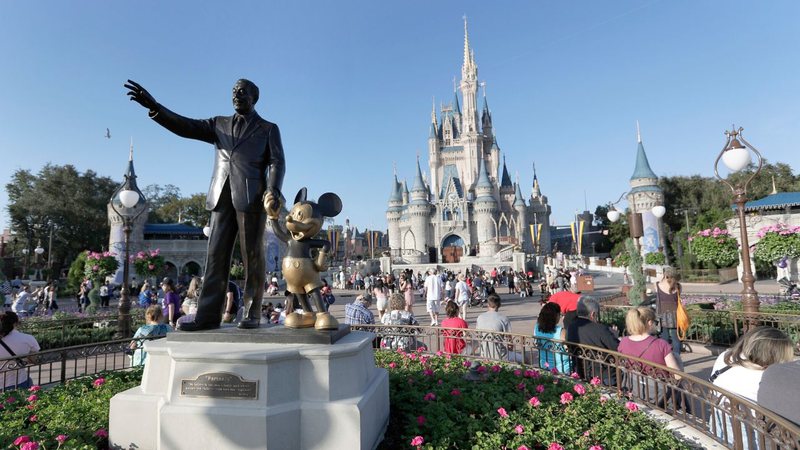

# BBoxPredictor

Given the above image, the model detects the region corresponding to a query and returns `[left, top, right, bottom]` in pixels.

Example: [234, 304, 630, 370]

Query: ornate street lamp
[714, 126, 763, 318]
[34, 241, 45, 281]
[606, 191, 667, 253]
[110, 148, 147, 338]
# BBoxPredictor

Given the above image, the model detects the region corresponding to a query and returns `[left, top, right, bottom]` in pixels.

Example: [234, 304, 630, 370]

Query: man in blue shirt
[345, 295, 374, 326]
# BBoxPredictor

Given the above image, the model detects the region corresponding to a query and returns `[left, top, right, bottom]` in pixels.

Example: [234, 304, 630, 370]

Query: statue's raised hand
[124, 79, 158, 111]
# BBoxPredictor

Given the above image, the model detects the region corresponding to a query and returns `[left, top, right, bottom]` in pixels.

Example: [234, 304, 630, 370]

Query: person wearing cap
[161, 278, 182, 327]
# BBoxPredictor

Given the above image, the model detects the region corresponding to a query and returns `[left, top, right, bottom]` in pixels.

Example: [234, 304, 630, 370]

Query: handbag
[676, 293, 690, 340]
[0, 338, 27, 367]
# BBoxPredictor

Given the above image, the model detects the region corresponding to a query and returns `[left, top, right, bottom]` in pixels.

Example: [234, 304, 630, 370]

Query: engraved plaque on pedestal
[180, 372, 258, 400]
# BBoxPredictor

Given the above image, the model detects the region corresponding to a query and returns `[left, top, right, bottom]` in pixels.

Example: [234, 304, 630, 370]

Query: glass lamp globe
[119, 190, 140, 208]
[607, 210, 621, 223]
[651, 205, 666, 218]
[34, 246, 44, 255]
[202, 226, 211, 237]
[721, 144, 751, 172]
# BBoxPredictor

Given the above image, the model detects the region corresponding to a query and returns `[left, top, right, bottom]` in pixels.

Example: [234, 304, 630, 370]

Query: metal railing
[3, 325, 798, 449]
[0, 335, 162, 390]
[18, 311, 147, 350]
[351, 324, 800, 450]
[600, 305, 800, 352]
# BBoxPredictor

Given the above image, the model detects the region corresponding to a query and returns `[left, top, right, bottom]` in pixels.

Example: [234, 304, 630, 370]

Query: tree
[6, 164, 117, 278]
[625, 238, 646, 306]
[142, 185, 208, 226]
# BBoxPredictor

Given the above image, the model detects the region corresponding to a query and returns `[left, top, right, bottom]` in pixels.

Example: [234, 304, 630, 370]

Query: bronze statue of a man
[125, 79, 285, 331]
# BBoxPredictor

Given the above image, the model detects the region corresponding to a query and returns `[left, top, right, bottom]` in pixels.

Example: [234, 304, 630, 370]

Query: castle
[386, 20, 551, 265]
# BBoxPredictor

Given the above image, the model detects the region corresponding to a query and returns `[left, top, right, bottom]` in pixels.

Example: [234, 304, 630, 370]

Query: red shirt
[441, 317, 468, 354]
[548, 291, 580, 313]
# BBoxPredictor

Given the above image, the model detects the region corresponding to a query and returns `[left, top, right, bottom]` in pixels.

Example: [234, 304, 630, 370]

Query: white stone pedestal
[110, 330, 389, 450]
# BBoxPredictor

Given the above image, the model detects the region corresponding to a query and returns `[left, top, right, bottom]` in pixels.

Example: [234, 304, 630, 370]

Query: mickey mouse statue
[265, 187, 341, 330]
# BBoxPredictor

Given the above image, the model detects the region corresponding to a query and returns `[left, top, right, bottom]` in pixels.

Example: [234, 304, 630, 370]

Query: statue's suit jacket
[150, 105, 285, 212]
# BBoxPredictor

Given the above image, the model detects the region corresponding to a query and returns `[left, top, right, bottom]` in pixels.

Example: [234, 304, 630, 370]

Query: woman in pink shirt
[440, 301, 468, 354]
[618, 307, 681, 405]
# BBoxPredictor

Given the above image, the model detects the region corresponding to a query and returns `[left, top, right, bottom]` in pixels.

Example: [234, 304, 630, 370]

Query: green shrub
[644, 252, 666, 266]
[0, 368, 143, 449]
[626, 239, 646, 306]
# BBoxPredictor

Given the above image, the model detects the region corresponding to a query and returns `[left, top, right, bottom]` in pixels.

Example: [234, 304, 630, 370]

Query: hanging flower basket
[688, 228, 739, 268]
[83, 251, 120, 282]
[753, 223, 800, 264]
[132, 249, 166, 279]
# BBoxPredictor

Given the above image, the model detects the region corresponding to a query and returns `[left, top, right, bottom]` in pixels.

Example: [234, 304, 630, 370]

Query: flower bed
[0, 368, 142, 449]
[375, 350, 688, 450]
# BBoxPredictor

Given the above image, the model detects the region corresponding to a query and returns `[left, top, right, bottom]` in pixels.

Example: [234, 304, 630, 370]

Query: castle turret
[460, 17, 479, 135]
[386, 174, 404, 253]
[474, 158, 499, 256]
[499, 156, 514, 199]
[513, 181, 528, 250]
[481, 89, 492, 137]
[406, 158, 431, 254]
[627, 122, 665, 255]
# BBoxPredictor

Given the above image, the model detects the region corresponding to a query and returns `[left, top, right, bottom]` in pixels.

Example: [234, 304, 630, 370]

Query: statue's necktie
[233, 115, 246, 142]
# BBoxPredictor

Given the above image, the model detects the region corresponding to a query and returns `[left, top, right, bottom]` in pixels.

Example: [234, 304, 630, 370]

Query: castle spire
[500, 155, 512, 188]
[463, 15, 470, 71]
[532, 162, 541, 197]
[630, 124, 657, 181]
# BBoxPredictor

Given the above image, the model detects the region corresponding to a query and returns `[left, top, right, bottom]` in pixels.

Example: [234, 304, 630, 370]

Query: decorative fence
[2, 326, 799, 449]
[0, 336, 160, 389]
[19, 311, 146, 350]
[352, 325, 800, 450]
[600, 305, 800, 352]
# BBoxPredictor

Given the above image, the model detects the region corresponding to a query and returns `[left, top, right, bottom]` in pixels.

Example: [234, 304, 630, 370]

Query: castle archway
[441, 234, 465, 263]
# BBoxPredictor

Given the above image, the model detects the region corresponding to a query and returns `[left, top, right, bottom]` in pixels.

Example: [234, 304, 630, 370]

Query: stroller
[778, 277, 800, 298]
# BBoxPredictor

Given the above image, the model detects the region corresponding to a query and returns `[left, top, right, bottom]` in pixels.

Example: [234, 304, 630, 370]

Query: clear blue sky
[2, 1, 799, 233]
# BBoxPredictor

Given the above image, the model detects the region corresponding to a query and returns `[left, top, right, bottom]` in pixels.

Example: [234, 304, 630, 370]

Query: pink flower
[381, 341, 387, 348]
[491, 365, 502, 373]
[20, 443, 39, 450]
[13, 436, 31, 446]
[28, 385, 40, 392]
[422, 369, 434, 377]
[570, 372, 580, 379]
[389, 362, 397, 369]
[94, 428, 108, 438]
[518, 447, 530, 450]
[599, 394, 610, 404]
[535, 384, 545, 393]
[93, 378, 106, 388]
[417, 415, 425, 426]
[560, 392, 574, 405]
[590, 376, 601, 386]
[423, 392, 436, 401]
[477, 365, 487, 374]
[148, 264, 155, 270]
[497, 407, 509, 418]
[92, 265, 99, 272]
[548, 443, 565, 450]
[550, 367, 559, 375]
[528, 396, 541, 407]
[435, 351, 443, 356]
[29, 415, 37, 422]
[625, 401, 639, 412]
[450, 389, 461, 396]
[517, 382, 526, 391]
[26, 394, 38, 402]
[463, 360, 472, 368]
[514, 424, 524, 434]
[513, 369, 522, 377]
[416, 346, 427, 353]
[410, 436, 424, 446]
[590, 446, 604, 450]
[437, 379, 443, 385]
[574, 384, 586, 395]
[56, 435, 69, 444]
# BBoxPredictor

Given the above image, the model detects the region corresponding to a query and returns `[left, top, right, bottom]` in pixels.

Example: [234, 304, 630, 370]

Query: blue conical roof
[482, 95, 489, 114]
[630, 141, 657, 180]
[500, 157, 513, 188]
[429, 122, 438, 139]
[491, 134, 499, 150]
[476, 158, 492, 188]
[411, 159, 427, 192]
[514, 182, 525, 207]
[453, 91, 461, 114]
[389, 175, 402, 201]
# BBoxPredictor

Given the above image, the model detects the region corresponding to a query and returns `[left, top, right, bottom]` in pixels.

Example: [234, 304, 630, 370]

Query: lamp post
[34, 241, 45, 281]
[21, 248, 29, 279]
[110, 154, 147, 338]
[714, 126, 763, 318]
